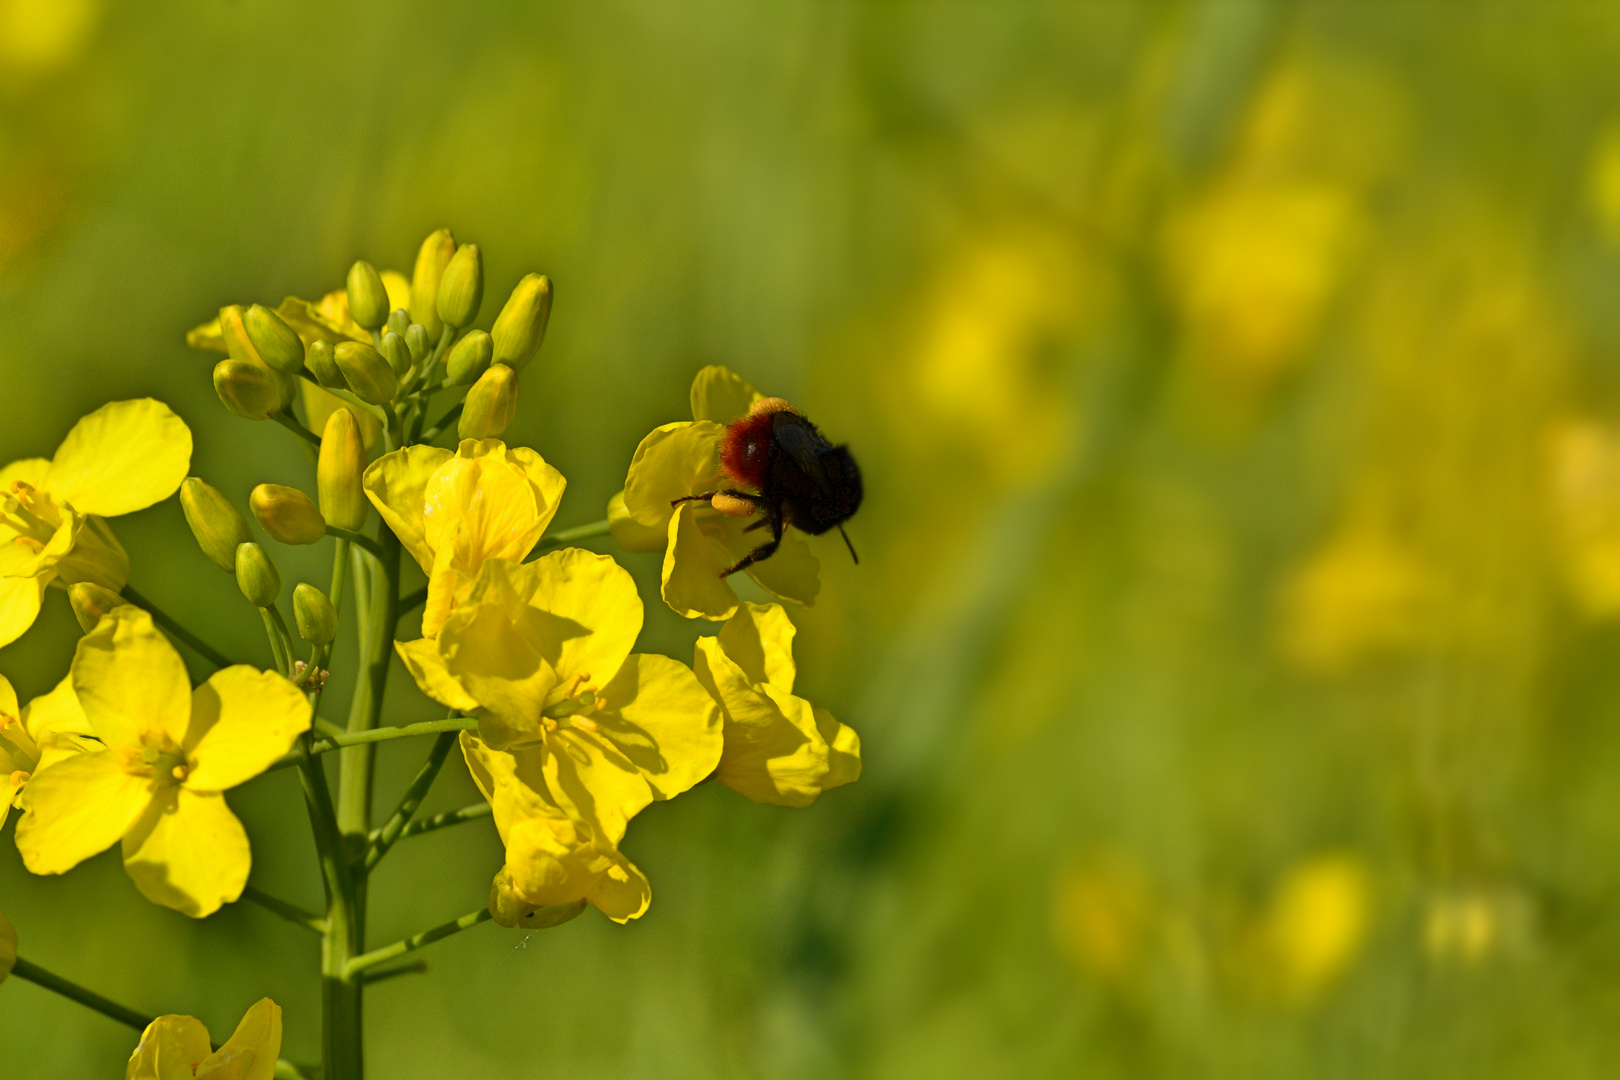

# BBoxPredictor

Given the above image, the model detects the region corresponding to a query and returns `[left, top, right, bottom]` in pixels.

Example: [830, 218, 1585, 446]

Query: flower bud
[444, 330, 493, 386]
[405, 324, 430, 362]
[333, 341, 398, 405]
[410, 228, 456, 339]
[488, 868, 587, 930]
[235, 542, 280, 608]
[180, 477, 254, 572]
[244, 304, 307, 373]
[306, 339, 345, 388]
[250, 483, 326, 545]
[379, 331, 412, 376]
[213, 360, 281, 420]
[318, 408, 368, 531]
[436, 243, 483, 329]
[459, 363, 519, 440]
[68, 582, 128, 632]
[386, 308, 411, 337]
[346, 260, 390, 331]
[217, 305, 265, 366]
[293, 583, 337, 645]
[491, 274, 552, 372]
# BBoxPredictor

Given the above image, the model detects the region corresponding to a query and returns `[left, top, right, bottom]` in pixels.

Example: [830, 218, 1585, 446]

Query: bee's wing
[771, 415, 837, 495]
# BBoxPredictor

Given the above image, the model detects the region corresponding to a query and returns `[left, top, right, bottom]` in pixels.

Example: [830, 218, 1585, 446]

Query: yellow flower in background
[613, 365, 820, 621]
[1423, 884, 1530, 966]
[466, 741, 652, 923]
[365, 438, 566, 638]
[0, 0, 100, 83]
[1545, 419, 1620, 619]
[15, 606, 310, 917]
[126, 997, 282, 1080]
[399, 552, 721, 847]
[0, 671, 97, 828]
[0, 904, 14, 983]
[1053, 854, 1156, 984]
[1245, 853, 1371, 1005]
[693, 602, 859, 806]
[0, 399, 192, 648]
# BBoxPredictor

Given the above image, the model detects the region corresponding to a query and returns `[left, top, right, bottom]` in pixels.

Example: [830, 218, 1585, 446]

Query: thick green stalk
[297, 734, 360, 1080]
[339, 530, 400, 851]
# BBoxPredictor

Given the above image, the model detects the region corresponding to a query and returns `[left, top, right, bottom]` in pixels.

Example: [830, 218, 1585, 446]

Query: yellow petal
[0, 673, 17, 719]
[688, 364, 761, 423]
[510, 549, 643, 696]
[607, 489, 665, 553]
[397, 638, 479, 713]
[740, 529, 820, 608]
[15, 752, 149, 874]
[363, 444, 454, 574]
[46, 400, 192, 518]
[381, 269, 412, 311]
[121, 786, 250, 918]
[73, 606, 192, 750]
[125, 1014, 214, 1080]
[418, 440, 566, 636]
[22, 673, 93, 743]
[184, 667, 311, 791]
[0, 573, 48, 649]
[272, 295, 366, 345]
[817, 707, 861, 790]
[661, 503, 740, 621]
[438, 571, 559, 749]
[716, 602, 798, 691]
[52, 513, 132, 594]
[459, 732, 555, 842]
[622, 421, 725, 527]
[545, 653, 720, 842]
[503, 811, 652, 923]
[185, 316, 227, 354]
[694, 636, 830, 807]
[0, 456, 50, 490]
[195, 998, 282, 1080]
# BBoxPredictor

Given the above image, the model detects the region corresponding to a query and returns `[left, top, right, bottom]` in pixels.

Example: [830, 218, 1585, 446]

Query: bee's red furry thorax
[721, 412, 775, 491]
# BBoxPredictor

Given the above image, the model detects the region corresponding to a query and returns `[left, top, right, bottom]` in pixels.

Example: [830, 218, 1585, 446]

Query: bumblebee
[673, 397, 862, 577]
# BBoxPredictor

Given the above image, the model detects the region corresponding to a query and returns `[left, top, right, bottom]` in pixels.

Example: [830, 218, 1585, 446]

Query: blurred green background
[6, 0, 1620, 1075]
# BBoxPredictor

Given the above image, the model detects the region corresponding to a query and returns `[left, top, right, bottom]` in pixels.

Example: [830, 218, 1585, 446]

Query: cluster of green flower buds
[195, 227, 550, 447]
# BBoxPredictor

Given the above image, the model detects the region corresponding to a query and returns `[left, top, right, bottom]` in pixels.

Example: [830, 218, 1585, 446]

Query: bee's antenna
[839, 525, 859, 565]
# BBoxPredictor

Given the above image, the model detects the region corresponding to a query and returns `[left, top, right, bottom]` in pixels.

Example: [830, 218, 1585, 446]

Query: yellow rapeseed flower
[397, 552, 721, 916]
[693, 602, 859, 806]
[126, 997, 282, 1080]
[613, 365, 820, 621]
[466, 742, 652, 922]
[364, 438, 566, 638]
[0, 399, 192, 647]
[0, 671, 96, 829]
[15, 606, 310, 917]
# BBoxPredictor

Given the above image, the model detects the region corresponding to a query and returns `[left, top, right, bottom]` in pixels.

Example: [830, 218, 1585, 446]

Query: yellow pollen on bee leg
[711, 493, 755, 517]
[748, 396, 796, 417]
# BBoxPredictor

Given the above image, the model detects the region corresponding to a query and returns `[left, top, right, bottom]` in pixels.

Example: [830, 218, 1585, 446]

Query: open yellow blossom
[0, 671, 97, 828]
[397, 552, 720, 896]
[0, 399, 192, 647]
[693, 602, 859, 806]
[466, 740, 651, 923]
[365, 439, 566, 638]
[613, 365, 820, 621]
[126, 997, 282, 1080]
[16, 606, 311, 917]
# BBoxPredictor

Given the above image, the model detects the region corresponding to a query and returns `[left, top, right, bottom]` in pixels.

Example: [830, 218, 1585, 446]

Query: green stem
[345, 908, 492, 977]
[241, 884, 327, 934]
[9, 957, 154, 1031]
[420, 402, 463, 443]
[120, 585, 233, 669]
[260, 608, 291, 677]
[535, 518, 613, 552]
[363, 729, 458, 873]
[357, 960, 428, 986]
[267, 606, 298, 673]
[396, 584, 426, 615]
[267, 717, 477, 773]
[391, 800, 492, 842]
[272, 410, 322, 448]
[325, 527, 386, 562]
[329, 537, 351, 623]
[339, 530, 400, 848]
[295, 735, 360, 1080]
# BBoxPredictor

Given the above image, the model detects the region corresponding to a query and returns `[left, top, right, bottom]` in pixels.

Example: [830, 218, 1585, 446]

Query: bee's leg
[721, 536, 781, 577]
[743, 517, 772, 533]
[671, 492, 717, 506]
